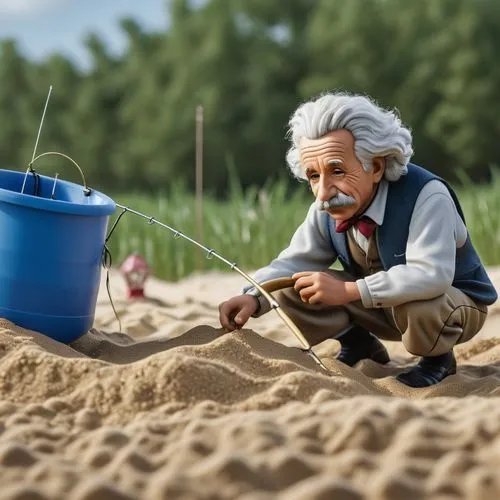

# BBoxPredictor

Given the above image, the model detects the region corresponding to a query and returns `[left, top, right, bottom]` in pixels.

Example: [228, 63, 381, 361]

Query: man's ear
[372, 157, 386, 182]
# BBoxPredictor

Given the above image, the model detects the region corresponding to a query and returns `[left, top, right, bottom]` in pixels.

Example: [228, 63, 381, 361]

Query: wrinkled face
[299, 129, 385, 221]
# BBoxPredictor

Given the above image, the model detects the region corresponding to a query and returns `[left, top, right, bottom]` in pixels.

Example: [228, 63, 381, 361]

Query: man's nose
[317, 176, 335, 201]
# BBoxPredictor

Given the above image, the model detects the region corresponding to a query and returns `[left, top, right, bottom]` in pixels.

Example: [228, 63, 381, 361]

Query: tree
[68, 34, 123, 188]
[0, 40, 34, 170]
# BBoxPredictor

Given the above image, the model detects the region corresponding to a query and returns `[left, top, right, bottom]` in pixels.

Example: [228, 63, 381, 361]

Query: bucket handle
[21, 151, 91, 197]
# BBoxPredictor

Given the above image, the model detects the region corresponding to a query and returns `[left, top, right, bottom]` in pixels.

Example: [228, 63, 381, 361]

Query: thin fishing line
[101, 206, 130, 333]
[31, 85, 53, 164]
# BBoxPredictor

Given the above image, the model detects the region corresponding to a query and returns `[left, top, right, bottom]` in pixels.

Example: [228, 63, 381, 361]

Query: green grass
[105, 177, 311, 281]
[105, 176, 500, 281]
[458, 178, 500, 266]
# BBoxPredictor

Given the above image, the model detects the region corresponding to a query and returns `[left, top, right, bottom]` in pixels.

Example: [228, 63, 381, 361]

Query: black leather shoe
[396, 351, 456, 387]
[336, 327, 390, 367]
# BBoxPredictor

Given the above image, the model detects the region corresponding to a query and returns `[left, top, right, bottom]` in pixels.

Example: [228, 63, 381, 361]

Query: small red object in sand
[120, 254, 149, 299]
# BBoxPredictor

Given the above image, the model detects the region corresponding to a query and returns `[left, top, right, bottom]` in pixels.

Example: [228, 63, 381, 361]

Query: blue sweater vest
[326, 163, 498, 305]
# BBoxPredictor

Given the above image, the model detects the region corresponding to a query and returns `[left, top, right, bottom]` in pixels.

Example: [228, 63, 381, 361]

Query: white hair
[286, 92, 414, 182]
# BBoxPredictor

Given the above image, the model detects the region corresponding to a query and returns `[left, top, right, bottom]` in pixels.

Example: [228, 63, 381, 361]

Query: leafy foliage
[1, 0, 499, 191]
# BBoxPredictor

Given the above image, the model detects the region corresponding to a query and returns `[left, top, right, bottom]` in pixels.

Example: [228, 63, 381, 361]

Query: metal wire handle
[21, 151, 91, 196]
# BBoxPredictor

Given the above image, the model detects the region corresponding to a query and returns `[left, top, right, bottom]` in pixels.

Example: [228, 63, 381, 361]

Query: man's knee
[393, 296, 442, 330]
[393, 295, 450, 356]
[393, 292, 487, 356]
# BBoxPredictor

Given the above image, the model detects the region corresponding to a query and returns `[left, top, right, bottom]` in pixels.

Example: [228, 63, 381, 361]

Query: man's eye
[332, 169, 344, 176]
[308, 173, 320, 181]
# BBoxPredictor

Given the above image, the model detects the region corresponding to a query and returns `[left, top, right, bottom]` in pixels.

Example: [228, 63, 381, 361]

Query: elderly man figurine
[219, 92, 497, 388]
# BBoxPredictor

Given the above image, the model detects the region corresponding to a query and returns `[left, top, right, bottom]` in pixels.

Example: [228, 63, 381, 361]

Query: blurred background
[2, 0, 500, 280]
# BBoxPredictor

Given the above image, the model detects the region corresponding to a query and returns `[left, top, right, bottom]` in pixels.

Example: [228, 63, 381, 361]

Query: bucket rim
[0, 169, 116, 216]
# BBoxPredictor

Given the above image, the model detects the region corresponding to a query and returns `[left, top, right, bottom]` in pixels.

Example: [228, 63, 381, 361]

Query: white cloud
[0, 0, 61, 15]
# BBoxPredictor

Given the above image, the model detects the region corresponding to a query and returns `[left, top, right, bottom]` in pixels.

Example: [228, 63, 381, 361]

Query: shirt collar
[362, 179, 388, 226]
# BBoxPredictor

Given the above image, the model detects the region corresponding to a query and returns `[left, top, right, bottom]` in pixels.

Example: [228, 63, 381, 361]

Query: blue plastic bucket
[0, 168, 116, 342]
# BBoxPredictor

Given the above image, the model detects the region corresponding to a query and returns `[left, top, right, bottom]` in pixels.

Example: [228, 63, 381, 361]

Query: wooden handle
[260, 277, 296, 293]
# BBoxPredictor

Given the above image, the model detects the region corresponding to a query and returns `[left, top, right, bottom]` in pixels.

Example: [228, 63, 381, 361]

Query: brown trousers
[271, 233, 488, 356]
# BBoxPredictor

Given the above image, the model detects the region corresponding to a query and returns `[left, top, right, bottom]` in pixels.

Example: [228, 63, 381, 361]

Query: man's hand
[219, 294, 259, 332]
[292, 271, 361, 306]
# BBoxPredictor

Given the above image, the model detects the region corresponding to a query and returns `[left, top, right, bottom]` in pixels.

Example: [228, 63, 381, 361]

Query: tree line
[1, 0, 498, 194]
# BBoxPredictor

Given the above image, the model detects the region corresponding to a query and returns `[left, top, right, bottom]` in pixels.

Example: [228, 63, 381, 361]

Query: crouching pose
[218, 92, 497, 388]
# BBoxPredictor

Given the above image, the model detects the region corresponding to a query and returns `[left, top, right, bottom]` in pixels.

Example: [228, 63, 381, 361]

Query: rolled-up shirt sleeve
[244, 202, 337, 316]
[357, 181, 467, 308]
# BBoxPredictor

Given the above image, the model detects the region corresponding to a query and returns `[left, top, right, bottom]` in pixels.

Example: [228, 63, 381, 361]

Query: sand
[1, 268, 500, 499]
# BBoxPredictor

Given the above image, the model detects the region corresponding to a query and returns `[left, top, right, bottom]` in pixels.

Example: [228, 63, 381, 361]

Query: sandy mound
[0, 268, 500, 499]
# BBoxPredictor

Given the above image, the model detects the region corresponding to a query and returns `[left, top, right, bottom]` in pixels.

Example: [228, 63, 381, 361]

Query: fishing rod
[105, 202, 329, 372]
[23, 85, 329, 372]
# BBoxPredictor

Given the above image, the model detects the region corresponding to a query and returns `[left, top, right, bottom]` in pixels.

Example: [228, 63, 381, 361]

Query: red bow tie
[335, 216, 377, 238]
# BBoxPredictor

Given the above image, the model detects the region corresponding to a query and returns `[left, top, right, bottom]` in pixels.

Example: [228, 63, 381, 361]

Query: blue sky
[0, 0, 169, 69]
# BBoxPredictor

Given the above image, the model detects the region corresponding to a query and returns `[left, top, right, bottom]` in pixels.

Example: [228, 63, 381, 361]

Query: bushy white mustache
[316, 192, 356, 211]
